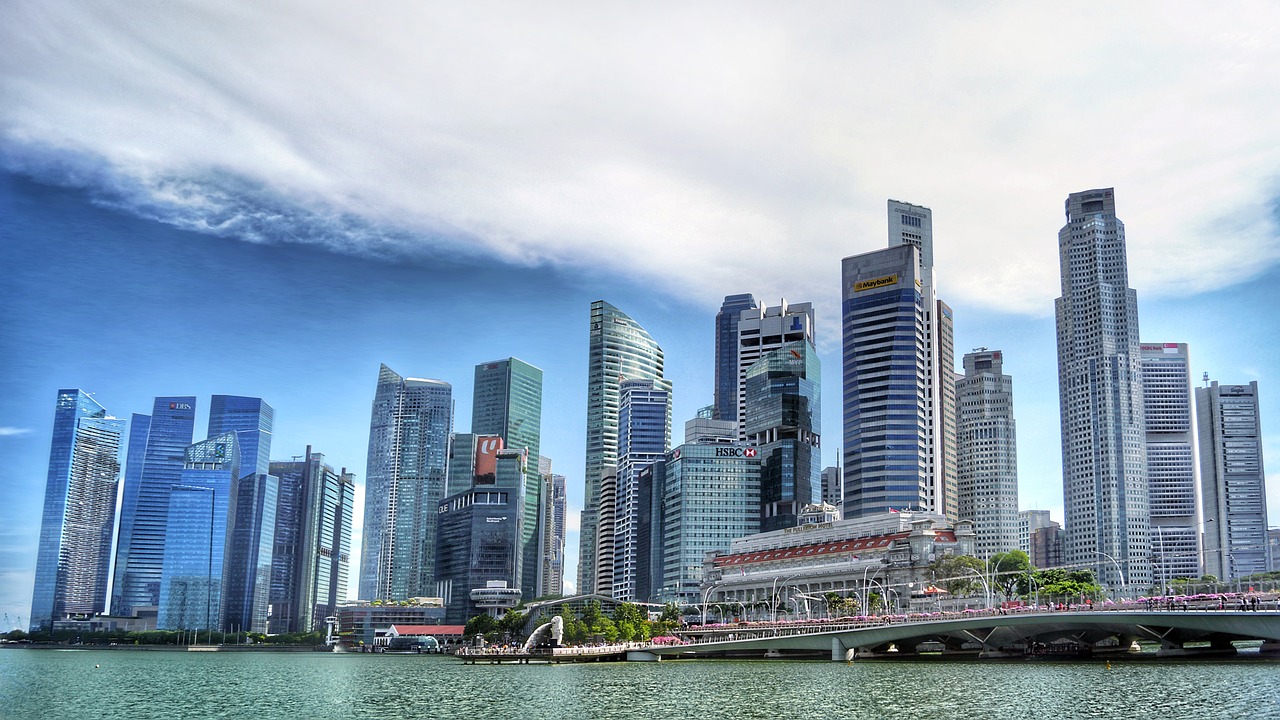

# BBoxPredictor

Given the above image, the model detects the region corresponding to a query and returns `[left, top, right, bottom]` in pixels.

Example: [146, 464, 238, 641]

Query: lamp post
[1094, 551, 1126, 601]
[960, 567, 991, 609]
[700, 583, 722, 625]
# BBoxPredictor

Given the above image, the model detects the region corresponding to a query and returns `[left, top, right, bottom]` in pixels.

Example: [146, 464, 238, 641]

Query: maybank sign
[854, 274, 898, 292]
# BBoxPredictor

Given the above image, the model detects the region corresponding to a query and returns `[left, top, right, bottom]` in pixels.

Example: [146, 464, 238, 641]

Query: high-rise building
[1055, 188, 1150, 588]
[579, 301, 669, 595]
[208, 395, 274, 477]
[744, 342, 821, 532]
[158, 432, 239, 630]
[112, 396, 197, 618]
[359, 364, 452, 601]
[538, 456, 566, 597]
[471, 358, 543, 601]
[1018, 510, 1053, 554]
[612, 379, 671, 600]
[735, 300, 814, 440]
[955, 349, 1019, 558]
[1197, 380, 1269, 580]
[268, 448, 355, 634]
[1140, 343, 1201, 586]
[30, 390, 125, 632]
[435, 447, 526, 623]
[820, 466, 842, 511]
[222, 472, 277, 633]
[714, 293, 758, 423]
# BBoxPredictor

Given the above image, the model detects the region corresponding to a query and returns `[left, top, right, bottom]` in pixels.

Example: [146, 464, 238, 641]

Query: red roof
[714, 530, 956, 567]
[388, 624, 466, 636]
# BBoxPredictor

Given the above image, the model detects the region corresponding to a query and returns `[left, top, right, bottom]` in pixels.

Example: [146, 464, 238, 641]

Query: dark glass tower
[30, 390, 124, 632]
[612, 379, 670, 600]
[471, 358, 543, 599]
[714, 293, 758, 422]
[208, 395, 274, 477]
[745, 343, 821, 531]
[359, 365, 452, 600]
[112, 396, 197, 617]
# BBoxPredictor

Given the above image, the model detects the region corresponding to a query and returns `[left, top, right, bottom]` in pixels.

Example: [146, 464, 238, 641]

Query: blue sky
[3, 2, 1280, 628]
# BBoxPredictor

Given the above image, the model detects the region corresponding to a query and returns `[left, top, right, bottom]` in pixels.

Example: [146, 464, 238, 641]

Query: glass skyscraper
[1056, 188, 1151, 588]
[359, 364, 452, 601]
[744, 342, 821, 532]
[112, 396, 197, 617]
[471, 358, 543, 600]
[579, 301, 670, 595]
[30, 390, 125, 632]
[208, 395, 274, 477]
[612, 379, 671, 601]
[714, 293, 758, 423]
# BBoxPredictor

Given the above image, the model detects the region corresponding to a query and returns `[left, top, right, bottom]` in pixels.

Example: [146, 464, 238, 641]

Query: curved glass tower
[578, 301, 669, 595]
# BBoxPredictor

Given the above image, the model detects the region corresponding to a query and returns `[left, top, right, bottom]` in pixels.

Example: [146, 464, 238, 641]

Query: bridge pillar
[831, 637, 854, 662]
[1259, 641, 1280, 654]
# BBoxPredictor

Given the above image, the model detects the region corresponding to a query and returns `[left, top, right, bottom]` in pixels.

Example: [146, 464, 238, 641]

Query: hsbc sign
[715, 447, 758, 458]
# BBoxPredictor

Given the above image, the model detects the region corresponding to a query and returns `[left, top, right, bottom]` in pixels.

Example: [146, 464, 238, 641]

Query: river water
[2, 649, 1277, 720]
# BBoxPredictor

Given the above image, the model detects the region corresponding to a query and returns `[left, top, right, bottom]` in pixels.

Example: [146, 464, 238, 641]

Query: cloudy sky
[3, 2, 1279, 627]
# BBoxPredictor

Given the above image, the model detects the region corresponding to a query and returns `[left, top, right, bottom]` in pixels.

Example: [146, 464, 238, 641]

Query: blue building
[612, 379, 671, 601]
[471, 358, 543, 600]
[744, 343, 822, 532]
[714, 293, 758, 423]
[30, 390, 125, 632]
[208, 395, 274, 477]
[112, 396, 197, 617]
[158, 433, 238, 630]
[360, 365, 453, 601]
[223, 472, 278, 634]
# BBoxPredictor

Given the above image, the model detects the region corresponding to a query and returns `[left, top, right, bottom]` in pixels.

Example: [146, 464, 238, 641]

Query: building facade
[359, 364, 452, 601]
[735, 300, 814, 440]
[714, 293, 758, 423]
[579, 301, 670, 595]
[30, 390, 125, 632]
[612, 379, 671, 601]
[1197, 380, 1269, 579]
[1055, 188, 1151, 588]
[112, 396, 197, 618]
[744, 342, 821, 532]
[955, 349, 1019, 558]
[541, 459, 567, 597]
[1140, 343, 1201, 586]
[268, 449, 355, 634]
[471, 358, 543, 600]
[207, 395, 274, 477]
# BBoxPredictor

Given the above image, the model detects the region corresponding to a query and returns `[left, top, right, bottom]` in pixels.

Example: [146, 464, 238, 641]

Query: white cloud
[3, 1, 1279, 319]
[0, 427, 32, 437]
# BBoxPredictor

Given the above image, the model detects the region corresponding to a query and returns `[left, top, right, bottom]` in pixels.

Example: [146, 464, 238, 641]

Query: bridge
[649, 606, 1280, 662]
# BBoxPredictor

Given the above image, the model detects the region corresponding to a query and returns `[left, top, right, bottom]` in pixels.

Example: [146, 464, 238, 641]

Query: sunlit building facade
[1140, 343, 1201, 585]
[955, 349, 1019, 558]
[1197, 380, 1269, 580]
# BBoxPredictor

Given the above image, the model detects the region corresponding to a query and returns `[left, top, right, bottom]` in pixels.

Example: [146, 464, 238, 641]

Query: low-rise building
[338, 599, 446, 646]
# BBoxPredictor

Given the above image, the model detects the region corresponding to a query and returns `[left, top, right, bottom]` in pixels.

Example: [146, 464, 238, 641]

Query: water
[1, 649, 1278, 720]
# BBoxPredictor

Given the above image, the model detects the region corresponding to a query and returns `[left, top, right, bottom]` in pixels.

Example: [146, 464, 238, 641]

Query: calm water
[1, 649, 1278, 720]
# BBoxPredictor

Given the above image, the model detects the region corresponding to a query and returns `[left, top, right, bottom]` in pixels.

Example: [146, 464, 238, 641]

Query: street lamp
[960, 567, 991, 609]
[700, 583, 723, 625]
[1094, 551, 1126, 601]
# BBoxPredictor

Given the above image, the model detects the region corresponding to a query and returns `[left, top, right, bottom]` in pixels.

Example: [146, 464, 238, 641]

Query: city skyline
[4, 4, 1280, 627]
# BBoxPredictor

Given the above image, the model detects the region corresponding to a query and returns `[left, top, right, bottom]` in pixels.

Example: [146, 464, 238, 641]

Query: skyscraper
[842, 244, 929, 516]
[579, 301, 670, 595]
[538, 456, 566, 597]
[268, 448, 355, 634]
[1197, 380, 1269, 579]
[112, 396, 197, 618]
[735, 300, 814, 440]
[208, 395, 274, 477]
[471, 358, 543, 600]
[744, 342, 821, 532]
[30, 390, 125, 632]
[955, 349, 1019, 558]
[1055, 188, 1151, 588]
[714, 293, 758, 423]
[612, 379, 671, 600]
[359, 364, 452, 601]
[1140, 343, 1200, 586]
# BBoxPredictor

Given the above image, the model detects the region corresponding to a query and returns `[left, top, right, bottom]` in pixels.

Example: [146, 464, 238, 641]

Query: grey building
[821, 465, 842, 511]
[1055, 188, 1151, 588]
[735, 299, 814, 440]
[1140, 343, 1202, 586]
[1197, 380, 1269, 580]
[955, 349, 1019, 558]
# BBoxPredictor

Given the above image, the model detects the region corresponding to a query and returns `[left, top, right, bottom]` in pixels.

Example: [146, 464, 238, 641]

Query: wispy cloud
[0, 427, 32, 437]
[3, 2, 1279, 318]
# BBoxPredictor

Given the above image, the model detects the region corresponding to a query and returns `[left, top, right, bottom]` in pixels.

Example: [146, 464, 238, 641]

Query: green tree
[931, 555, 987, 596]
[465, 613, 497, 638]
[988, 550, 1033, 601]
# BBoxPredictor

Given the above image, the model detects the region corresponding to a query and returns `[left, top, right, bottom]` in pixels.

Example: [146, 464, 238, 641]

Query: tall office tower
[112, 396, 197, 617]
[612, 379, 672, 600]
[820, 466, 842, 510]
[30, 390, 125, 632]
[1018, 510, 1053, 554]
[538, 456, 567, 597]
[579, 301, 670, 595]
[735, 300, 815, 440]
[223, 472, 278, 634]
[594, 469, 619, 598]
[1197, 380, 1269, 579]
[955, 349, 1020, 559]
[744, 343, 821, 532]
[888, 200, 958, 519]
[471, 358, 543, 601]
[841, 244, 930, 516]
[359, 364, 452, 601]
[158, 432, 239, 630]
[714, 293, 758, 422]
[1140, 343, 1201, 586]
[658, 422, 762, 605]
[268, 448, 355, 634]
[1055, 188, 1150, 588]
[435, 447, 526, 623]
[208, 395, 274, 477]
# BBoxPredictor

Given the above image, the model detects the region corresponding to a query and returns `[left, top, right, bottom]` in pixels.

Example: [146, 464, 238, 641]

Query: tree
[465, 613, 497, 638]
[930, 555, 987, 596]
[988, 550, 1033, 601]
[1034, 568, 1102, 603]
